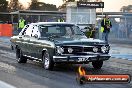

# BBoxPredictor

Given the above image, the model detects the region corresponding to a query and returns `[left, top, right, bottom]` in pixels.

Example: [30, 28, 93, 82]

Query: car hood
[53, 36, 106, 46]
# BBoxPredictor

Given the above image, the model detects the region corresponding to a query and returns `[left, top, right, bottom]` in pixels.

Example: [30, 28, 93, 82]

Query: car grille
[62, 45, 103, 54]
[63, 46, 82, 54]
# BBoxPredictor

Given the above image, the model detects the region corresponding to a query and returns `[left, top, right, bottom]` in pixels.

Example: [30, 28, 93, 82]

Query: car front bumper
[53, 54, 111, 63]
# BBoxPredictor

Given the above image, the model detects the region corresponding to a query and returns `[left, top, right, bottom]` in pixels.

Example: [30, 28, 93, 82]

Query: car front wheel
[92, 61, 103, 69]
[16, 48, 27, 63]
[43, 51, 54, 70]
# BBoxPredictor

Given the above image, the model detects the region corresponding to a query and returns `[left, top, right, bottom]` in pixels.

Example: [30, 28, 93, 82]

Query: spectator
[18, 17, 26, 33]
[101, 15, 112, 43]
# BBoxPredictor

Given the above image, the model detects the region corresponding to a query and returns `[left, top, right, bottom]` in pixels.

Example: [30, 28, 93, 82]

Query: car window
[22, 25, 33, 37]
[19, 25, 29, 35]
[39, 24, 74, 37]
[72, 26, 84, 35]
[47, 27, 61, 33]
[31, 25, 40, 38]
[65, 27, 73, 36]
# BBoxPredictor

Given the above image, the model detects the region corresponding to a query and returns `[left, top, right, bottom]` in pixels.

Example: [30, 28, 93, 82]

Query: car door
[28, 25, 42, 59]
[15, 25, 29, 55]
[20, 25, 33, 56]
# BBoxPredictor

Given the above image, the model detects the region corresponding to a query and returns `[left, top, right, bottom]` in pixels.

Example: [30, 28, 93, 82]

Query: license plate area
[78, 57, 90, 62]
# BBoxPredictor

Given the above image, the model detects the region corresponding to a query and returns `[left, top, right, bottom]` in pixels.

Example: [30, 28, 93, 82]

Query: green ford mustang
[10, 22, 110, 70]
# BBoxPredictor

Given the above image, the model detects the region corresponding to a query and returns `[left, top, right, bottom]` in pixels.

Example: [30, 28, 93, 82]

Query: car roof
[30, 22, 75, 25]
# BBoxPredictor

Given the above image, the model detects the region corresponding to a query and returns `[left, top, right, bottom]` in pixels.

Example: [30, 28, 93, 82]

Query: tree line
[1, 0, 131, 12]
[0, 0, 58, 12]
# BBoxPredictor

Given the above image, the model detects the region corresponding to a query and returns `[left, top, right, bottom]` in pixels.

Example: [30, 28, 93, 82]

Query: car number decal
[78, 57, 89, 62]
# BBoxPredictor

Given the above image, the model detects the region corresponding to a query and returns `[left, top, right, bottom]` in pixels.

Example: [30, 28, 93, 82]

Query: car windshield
[39, 24, 84, 38]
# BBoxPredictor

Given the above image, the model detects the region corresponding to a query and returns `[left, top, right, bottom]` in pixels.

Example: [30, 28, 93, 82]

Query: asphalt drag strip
[0, 46, 132, 88]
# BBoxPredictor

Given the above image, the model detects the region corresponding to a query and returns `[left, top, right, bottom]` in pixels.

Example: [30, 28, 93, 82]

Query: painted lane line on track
[0, 80, 16, 88]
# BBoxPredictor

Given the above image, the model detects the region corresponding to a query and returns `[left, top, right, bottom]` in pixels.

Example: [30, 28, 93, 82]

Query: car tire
[43, 51, 54, 70]
[92, 61, 103, 69]
[16, 48, 27, 63]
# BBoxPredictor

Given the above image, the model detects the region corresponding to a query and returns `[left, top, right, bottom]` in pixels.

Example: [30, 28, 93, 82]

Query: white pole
[99, 8, 104, 39]
[102, 8, 104, 19]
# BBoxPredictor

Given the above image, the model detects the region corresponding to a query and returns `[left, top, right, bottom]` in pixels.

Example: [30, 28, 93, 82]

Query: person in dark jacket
[101, 15, 112, 43]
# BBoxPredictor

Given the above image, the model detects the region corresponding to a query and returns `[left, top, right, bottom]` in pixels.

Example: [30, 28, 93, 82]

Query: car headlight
[93, 47, 98, 53]
[68, 47, 73, 53]
[106, 46, 110, 51]
[101, 46, 107, 53]
[56, 46, 64, 54]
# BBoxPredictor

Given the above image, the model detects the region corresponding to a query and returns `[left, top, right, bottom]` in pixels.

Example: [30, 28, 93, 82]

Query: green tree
[120, 5, 132, 12]
[29, 0, 39, 10]
[60, 0, 75, 11]
[0, 0, 8, 12]
[8, 0, 24, 12]
[29, 0, 58, 11]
